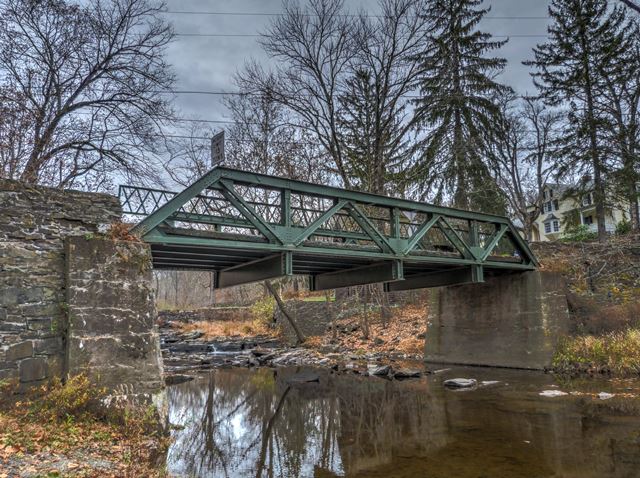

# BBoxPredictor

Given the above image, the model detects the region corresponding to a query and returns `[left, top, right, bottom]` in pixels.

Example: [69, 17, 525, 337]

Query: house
[529, 182, 631, 242]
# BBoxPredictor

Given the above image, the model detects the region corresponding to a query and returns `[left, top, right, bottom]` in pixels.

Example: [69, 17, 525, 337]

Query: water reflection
[167, 367, 640, 478]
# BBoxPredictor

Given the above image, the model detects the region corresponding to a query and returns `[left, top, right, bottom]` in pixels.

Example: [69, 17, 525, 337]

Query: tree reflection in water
[167, 367, 640, 478]
[167, 368, 346, 478]
[166, 367, 439, 477]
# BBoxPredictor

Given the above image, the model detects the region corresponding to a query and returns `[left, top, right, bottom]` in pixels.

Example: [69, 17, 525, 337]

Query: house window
[553, 199, 559, 211]
[582, 193, 592, 206]
[583, 215, 593, 225]
[544, 222, 551, 234]
[553, 220, 560, 232]
[543, 190, 548, 200]
[549, 189, 554, 198]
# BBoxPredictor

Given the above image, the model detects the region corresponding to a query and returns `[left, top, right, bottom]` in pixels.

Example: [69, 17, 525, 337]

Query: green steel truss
[120, 166, 538, 291]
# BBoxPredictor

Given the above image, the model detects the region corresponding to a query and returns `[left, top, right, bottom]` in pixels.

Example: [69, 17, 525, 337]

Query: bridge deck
[121, 167, 537, 291]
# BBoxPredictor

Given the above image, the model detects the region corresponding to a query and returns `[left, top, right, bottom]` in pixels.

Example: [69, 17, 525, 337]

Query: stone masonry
[0, 179, 163, 393]
[0, 179, 120, 385]
[275, 300, 337, 344]
[65, 237, 163, 393]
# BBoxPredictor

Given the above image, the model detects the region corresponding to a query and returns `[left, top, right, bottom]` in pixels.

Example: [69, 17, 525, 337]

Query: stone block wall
[0, 179, 121, 385]
[275, 300, 337, 344]
[66, 237, 163, 393]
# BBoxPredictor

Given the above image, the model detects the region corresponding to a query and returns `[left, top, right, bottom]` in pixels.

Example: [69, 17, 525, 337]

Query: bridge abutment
[425, 271, 570, 370]
[0, 179, 163, 394]
[65, 237, 164, 393]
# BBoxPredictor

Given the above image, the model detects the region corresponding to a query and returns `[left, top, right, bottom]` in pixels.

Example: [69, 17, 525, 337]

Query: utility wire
[175, 33, 550, 38]
[164, 10, 549, 20]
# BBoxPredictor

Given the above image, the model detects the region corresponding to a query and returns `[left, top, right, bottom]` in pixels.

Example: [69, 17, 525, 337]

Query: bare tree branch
[0, 0, 175, 190]
[620, 0, 640, 14]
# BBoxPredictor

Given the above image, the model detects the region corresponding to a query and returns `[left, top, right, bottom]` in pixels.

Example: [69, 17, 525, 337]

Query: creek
[166, 365, 640, 478]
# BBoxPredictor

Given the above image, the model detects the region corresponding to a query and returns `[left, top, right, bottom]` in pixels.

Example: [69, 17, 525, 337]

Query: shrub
[34, 374, 106, 421]
[553, 328, 640, 375]
[615, 219, 632, 236]
[250, 295, 276, 326]
[561, 224, 597, 242]
[107, 221, 139, 241]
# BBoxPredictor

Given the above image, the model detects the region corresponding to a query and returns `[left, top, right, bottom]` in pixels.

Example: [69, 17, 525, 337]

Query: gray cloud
[164, 0, 552, 127]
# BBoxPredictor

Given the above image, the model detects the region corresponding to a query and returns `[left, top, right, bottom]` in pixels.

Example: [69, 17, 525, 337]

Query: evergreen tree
[411, 0, 510, 213]
[526, 0, 634, 242]
[338, 69, 412, 195]
[598, 18, 640, 231]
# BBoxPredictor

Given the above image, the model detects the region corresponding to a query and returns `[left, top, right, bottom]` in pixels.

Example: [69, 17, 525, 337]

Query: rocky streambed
[160, 324, 430, 384]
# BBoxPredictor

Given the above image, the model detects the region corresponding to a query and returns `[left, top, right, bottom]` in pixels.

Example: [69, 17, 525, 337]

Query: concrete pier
[425, 271, 570, 369]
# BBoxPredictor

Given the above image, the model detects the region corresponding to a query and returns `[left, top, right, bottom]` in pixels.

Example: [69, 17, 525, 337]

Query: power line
[175, 32, 550, 38]
[165, 10, 549, 20]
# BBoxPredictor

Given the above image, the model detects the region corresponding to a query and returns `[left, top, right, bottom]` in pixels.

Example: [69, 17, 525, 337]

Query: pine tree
[411, 0, 511, 213]
[338, 69, 412, 195]
[526, 0, 634, 242]
[599, 18, 640, 231]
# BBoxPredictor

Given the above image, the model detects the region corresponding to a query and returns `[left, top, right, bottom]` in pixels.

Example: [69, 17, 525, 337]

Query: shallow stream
[166, 366, 640, 478]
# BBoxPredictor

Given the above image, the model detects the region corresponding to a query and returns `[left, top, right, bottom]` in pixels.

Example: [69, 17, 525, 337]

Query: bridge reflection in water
[166, 367, 640, 478]
[120, 167, 537, 291]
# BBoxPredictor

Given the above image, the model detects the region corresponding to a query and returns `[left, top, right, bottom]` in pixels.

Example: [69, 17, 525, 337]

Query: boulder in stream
[393, 368, 422, 379]
[539, 390, 568, 397]
[443, 378, 478, 389]
[368, 364, 392, 376]
[286, 371, 320, 384]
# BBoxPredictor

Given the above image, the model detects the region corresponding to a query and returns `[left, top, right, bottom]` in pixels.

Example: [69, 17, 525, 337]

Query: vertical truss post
[281, 189, 291, 228]
[469, 220, 479, 247]
[469, 220, 483, 260]
[391, 207, 401, 238]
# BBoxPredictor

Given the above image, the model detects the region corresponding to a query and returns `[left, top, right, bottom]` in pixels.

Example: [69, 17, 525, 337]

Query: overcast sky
[163, 0, 553, 131]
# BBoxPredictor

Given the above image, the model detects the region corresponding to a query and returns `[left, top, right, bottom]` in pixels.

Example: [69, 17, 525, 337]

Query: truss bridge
[119, 167, 538, 291]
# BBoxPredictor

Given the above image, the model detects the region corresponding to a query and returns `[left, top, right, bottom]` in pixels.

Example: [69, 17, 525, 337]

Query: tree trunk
[578, 23, 607, 243]
[628, 173, 640, 231]
[264, 280, 305, 345]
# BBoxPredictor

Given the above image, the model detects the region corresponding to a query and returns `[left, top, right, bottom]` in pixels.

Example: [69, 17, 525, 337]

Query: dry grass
[553, 328, 640, 376]
[177, 318, 274, 339]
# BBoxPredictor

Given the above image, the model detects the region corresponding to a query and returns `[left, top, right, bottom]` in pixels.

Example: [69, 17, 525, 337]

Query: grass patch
[553, 329, 640, 376]
[179, 318, 275, 339]
[301, 295, 334, 302]
[0, 375, 168, 477]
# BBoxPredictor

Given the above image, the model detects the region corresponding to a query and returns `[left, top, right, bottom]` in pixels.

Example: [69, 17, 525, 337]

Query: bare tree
[242, 0, 355, 187]
[337, 0, 428, 195]
[489, 95, 561, 240]
[597, 21, 640, 230]
[163, 121, 216, 187]
[0, 0, 175, 190]
[620, 0, 640, 14]
[224, 74, 330, 184]
[0, 86, 31, 179]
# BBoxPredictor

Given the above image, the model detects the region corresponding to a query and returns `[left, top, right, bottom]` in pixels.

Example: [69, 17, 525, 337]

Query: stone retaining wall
[0, 180, 163, 394]
[275, 300, 337, 344]
[0, 179, 120, 385]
